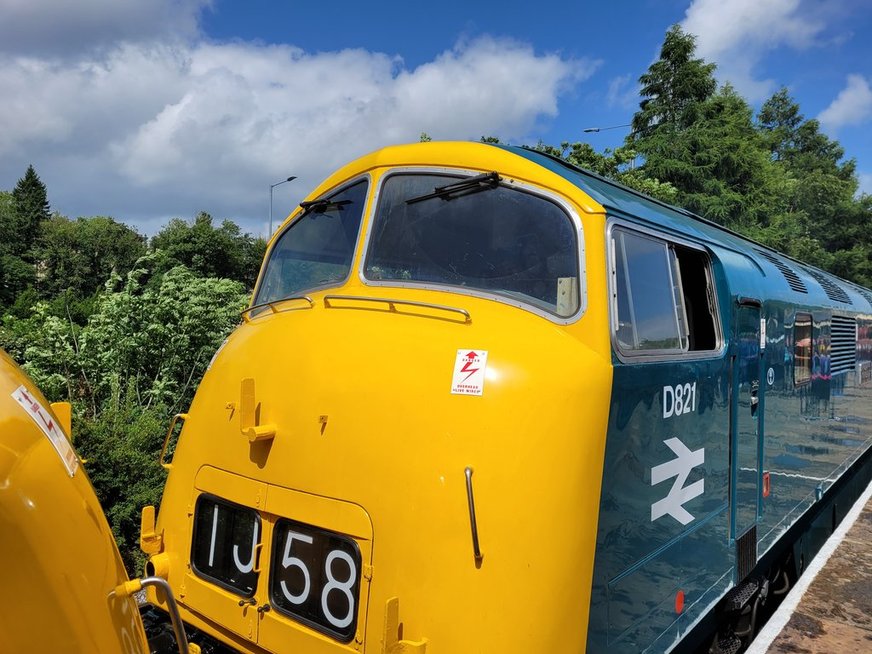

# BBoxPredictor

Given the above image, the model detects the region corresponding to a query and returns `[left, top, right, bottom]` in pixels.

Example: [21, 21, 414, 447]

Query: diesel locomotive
[137, 141, 872, 653]
[0, 349, 195, 654]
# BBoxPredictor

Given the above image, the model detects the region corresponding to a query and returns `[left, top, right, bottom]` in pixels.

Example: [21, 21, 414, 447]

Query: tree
[0, 191, 15, 252]
[35, 215, 147, 301]
[627, 27, 781, 231]
[532, 141, 679, 204]
[0, 190, 34, 308]
[151, 212, 266, 288]
[633, 82, 775, 229]
[757, 88, 863, 260]
[631, 25, 717, 139]
[759, 88, 854, 179]
[0, 254, 35, 309]
[10, 165, 50, 258]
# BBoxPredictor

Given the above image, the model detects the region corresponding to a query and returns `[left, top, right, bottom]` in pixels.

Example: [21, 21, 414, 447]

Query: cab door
[730, 298, 764, 580]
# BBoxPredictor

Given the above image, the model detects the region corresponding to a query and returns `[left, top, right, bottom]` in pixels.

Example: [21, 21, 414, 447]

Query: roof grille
[831, 315, 857, 375]
[753, 249, 807, 294]
[803, 267, 852, 304]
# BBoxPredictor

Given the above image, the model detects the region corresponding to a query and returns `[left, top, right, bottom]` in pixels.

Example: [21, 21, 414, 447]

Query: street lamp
[582, 123, 632, 133]
[269, 176, 297, 236]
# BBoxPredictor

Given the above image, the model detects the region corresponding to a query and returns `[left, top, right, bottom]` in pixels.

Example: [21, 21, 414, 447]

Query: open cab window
[363, 173, 581, 318]
[255, 180, 368, 304]
[611, 225, 721, 359]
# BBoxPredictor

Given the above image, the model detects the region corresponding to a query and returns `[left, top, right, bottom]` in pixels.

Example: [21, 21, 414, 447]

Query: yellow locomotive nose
[151, 287, 610, 653]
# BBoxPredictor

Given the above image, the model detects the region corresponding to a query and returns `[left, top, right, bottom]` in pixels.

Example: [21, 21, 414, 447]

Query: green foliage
[0, 165, 265, 572]
[754, 87, 867, 272]
[759, 88, 854, 180]
[651, 86, 773, 229]
[532, 140, 679, 204]
[631, 31, 774, 230]
[1, 255, 249, 571]
[0, 191, 15, 250]
[81, 256, 247, 411]
[0, 191, 34, 306]
[151, 212, 266, 288]
[74, 389, 169, 573]
[625, 26, 870, 287]
[632, 25, 717, 138]
[0, 254, 35, 308]
[11, 165, 51, 258]
[35, 215, 147, 300]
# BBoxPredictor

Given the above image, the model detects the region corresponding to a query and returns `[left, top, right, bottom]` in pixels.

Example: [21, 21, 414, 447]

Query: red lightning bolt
[460, 356, 479, 383]
[38, 411, 55, 433]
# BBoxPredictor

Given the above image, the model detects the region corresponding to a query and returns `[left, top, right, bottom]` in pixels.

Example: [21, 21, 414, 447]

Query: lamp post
[582, 123, 632, 133]
[269, 176, 297, 236]
[582, 122, 639, 169]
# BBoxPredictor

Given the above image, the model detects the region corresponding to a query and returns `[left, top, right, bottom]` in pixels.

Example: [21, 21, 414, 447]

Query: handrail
[115, 577, 189, 654]
[241, 296, 315, 321]
[465, 467, 483, 563]
[160, 413, 187, 469]
[323, 294, 471, 324]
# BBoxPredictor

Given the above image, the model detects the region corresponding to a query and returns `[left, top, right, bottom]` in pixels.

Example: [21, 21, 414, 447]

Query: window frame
[251, 174, 371, 306]
[189, 493, 262, 598]
[793, 312, 814, 386]
[607, 220, 725, 363]
[267, 517, 363, 643]
[358, 167, 587, 325]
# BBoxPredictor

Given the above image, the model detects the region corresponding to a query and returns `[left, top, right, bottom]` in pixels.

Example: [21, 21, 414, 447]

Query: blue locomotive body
[509, 147, 872, 653]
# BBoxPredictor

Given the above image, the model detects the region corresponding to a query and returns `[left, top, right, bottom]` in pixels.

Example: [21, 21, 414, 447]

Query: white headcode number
[280, 530, 314, 604]
[663, 381, 697, 418]
[233, 519, 259, 573]
[321, 550, 357, 629]
[278, 531, 357, 629]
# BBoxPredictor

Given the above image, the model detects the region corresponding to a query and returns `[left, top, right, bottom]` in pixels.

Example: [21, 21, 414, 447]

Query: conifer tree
[11, 164, 50, 258]
[628, 27, 773, 231]
[630, 25, 717, 138]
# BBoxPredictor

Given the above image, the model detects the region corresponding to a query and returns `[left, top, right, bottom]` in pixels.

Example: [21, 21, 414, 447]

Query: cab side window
[611, 226, 720, 358]
[794, 314, 813, 385]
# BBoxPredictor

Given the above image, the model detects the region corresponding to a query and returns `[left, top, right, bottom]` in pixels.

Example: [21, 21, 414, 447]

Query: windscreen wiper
[406, 171, 501, 205]
[299, 198, 352, 214]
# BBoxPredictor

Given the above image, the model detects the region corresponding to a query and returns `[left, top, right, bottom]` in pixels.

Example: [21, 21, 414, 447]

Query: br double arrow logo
[650, 437, 705, 525]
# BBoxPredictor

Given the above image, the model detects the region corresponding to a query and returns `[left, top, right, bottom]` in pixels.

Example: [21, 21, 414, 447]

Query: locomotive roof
[503, 144, 758, 250]
[500, 144, 872, 312]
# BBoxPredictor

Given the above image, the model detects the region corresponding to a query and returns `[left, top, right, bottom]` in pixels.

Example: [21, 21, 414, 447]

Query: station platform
[748, 482, 872, 653]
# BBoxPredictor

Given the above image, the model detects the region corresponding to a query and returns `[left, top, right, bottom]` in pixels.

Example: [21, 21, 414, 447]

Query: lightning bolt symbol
[460, 358, 479, 383]
[38, 413, 55, 433]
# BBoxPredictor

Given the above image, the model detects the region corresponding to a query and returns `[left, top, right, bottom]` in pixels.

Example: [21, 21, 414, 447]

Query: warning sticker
[12, 385, 78, 477]
[451, 349, 488, 396]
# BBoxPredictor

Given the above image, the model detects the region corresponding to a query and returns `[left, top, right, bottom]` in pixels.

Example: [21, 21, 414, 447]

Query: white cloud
[0, 0, 208, 56]
[0, 35, 593, 235]
[605, 74, 638, 110]
[681, 0, 825, 100]
[819, 74, 872, 131]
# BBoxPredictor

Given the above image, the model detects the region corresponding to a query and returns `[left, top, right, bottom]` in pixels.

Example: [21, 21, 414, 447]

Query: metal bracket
[382, 597, 427, 653]
[240, 378, 276, 442]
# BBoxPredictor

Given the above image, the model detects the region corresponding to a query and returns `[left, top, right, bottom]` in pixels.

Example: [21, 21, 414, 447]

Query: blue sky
[0, 0, 869, 237]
